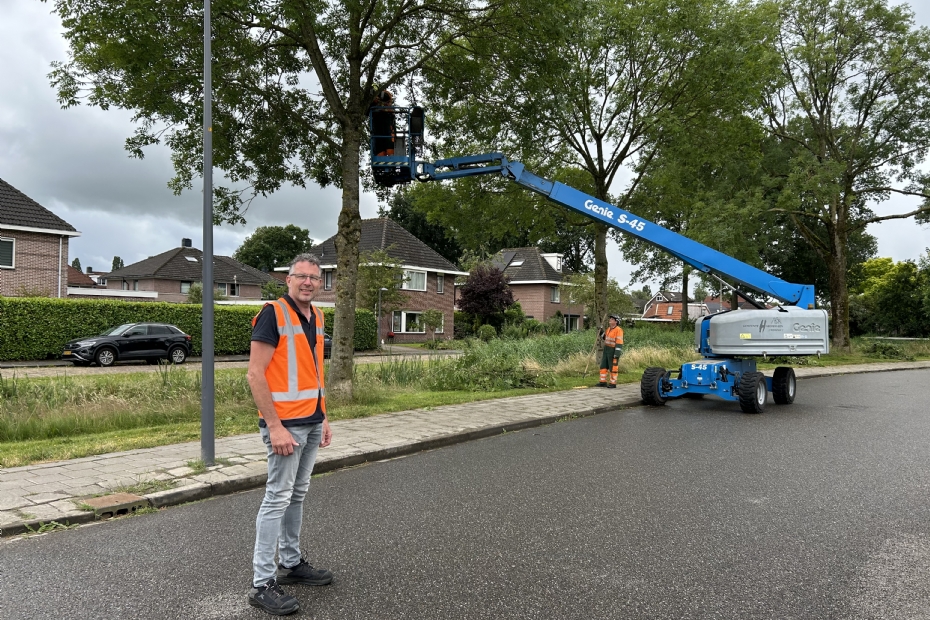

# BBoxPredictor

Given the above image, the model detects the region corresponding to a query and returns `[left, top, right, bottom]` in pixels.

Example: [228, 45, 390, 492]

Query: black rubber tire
[94, 347, 117, 367]
[738, 371, 766, 414]
[641, 367, 668, 406]
[169, 346, 187, 365]
[772, 366, 796, 405]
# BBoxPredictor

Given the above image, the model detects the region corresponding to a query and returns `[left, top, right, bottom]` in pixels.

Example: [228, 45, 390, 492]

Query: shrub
[477, 324, 497, 342]
[0, 297, 376, 360]
[453, 311, 477, 339]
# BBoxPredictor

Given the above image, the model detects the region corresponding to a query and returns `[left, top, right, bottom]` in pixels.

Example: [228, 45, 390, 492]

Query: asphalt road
[2, 370, 929, 619]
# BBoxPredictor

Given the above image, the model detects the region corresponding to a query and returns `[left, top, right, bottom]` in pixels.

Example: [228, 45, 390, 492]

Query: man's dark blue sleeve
[251, 304, 279, 346]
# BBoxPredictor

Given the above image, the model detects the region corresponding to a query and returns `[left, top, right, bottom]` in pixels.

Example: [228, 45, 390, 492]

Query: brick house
[641, 290, 709, 323]
[490, 247, 582, 330]
[0, 178, 81, 298]
[306, 218, 467, 343]
[101, 239, 274, 303]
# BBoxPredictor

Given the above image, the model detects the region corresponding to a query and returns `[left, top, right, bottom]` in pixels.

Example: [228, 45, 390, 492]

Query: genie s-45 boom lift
[370, 105, 829, 414]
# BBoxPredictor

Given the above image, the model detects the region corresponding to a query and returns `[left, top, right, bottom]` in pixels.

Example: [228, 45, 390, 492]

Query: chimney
[181, 238, 192, 248]
[86, 266, 93, 273]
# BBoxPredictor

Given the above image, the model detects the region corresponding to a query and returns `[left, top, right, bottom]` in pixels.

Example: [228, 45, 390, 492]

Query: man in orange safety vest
[597, 314, 624, 388]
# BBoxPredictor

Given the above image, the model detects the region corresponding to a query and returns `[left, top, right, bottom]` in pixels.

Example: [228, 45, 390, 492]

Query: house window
[437, 274, 444, 294]
[228, 282, 240, 297]
[0, 237, 13, 268]
[402, 270, 426, 291]
[181, 281, 193, 294]
[324, 270, 333, 291]
[667, 305, 674, 315]
[392, 310, 425, 333]
[550, 286, 560, 303]
[215, 283, 227, 296]
[436, 314, 444, 334]
[122, 280, 129, 290]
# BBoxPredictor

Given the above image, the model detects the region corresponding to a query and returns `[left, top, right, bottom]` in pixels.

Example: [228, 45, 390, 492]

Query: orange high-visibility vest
[604, 326, 624, 347]
[252, 298, 327, 422]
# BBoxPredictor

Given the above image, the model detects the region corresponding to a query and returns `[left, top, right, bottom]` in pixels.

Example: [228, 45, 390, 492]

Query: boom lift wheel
[738, 371, 766, 414]
[641, 367, 668, 406]
[772, 366, 796, 404]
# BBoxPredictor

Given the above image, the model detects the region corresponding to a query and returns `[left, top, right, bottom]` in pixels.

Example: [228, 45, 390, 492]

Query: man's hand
[269, 425, 300, 456]
[319, 419, 333, 448]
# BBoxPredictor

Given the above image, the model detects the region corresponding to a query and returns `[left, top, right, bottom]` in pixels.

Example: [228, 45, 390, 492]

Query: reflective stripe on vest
[254, 298, 326, 421]
[604, 326, 624, 347]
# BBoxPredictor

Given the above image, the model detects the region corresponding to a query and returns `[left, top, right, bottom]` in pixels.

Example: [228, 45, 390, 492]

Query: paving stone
[167, 466, 196, 477]
[16, 503, 74, 522]
[0, 496, 33, 511]
[23, 492, 71, 504]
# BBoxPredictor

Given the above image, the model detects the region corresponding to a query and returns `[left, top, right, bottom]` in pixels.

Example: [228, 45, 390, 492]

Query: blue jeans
[253, 423, 323, 586]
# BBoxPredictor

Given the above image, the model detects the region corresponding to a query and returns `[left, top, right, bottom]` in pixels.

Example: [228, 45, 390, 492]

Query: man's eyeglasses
[289, 273, 323, 283]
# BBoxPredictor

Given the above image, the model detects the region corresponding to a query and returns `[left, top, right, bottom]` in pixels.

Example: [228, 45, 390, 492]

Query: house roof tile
[491, 247, 564, 282]
[66, 265, 97, 287]
[310, 218, 464, 273]
[0, 177, 78, 233]
[106, 246, 273, 285]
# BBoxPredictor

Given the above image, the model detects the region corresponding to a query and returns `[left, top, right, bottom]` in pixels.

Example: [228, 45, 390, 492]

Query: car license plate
[63, 350, 71, 355]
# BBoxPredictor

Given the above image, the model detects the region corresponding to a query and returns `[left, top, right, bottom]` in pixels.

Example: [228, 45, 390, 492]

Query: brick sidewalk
[2, 361, 928, 537]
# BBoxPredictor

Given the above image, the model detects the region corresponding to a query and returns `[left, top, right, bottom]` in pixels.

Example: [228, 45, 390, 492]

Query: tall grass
[0, 365, 254, 443]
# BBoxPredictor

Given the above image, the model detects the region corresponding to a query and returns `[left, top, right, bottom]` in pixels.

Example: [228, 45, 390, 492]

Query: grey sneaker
[277, 558, 334, 586]
[248, 579, 299, 616]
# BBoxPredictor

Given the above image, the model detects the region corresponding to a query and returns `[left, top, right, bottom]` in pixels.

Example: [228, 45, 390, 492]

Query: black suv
[62, 323, 193, 367]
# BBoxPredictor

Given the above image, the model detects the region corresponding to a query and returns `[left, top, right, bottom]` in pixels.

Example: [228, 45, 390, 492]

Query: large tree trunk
[827, 216, 851, 352]
[593, 223, 608, 345]
[329, 125, 363, 399]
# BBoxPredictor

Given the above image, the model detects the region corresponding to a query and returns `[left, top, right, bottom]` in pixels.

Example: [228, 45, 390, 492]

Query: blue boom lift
[370, 104, 829, 413]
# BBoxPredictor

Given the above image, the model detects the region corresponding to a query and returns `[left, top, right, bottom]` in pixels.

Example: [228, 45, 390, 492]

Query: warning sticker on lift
[739, 333, 752, 339]
[784, 333, 802, 339]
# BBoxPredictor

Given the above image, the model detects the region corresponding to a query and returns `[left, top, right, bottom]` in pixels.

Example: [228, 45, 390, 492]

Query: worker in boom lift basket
[597, 314, 624, 388]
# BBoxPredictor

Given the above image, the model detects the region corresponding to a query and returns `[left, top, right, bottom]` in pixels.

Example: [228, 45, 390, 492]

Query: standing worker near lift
[597, 314, 624, 388]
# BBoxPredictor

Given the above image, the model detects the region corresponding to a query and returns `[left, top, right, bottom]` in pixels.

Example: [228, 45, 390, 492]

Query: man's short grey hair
[288, 253, 322, 274]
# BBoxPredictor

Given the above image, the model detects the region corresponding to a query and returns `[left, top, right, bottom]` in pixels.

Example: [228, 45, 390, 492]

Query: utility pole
[201, 0, 215, 465]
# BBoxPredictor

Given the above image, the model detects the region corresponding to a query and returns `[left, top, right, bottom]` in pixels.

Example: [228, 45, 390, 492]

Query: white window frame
[0, 237, 14, 269]
[667, 305, 674, 315]
[550, 286, 560, 303]
[401, 269, 427, 291]
[436, 314, 444, 334]
[228, 282, 240, 297]
[181, 281, 193, 294]
[323, 270, 333, 291]
[215, 283, 227, 296]
[437, 274, 444, 294]
[392, 310, 425, 333]
[133, 280, 139, 291]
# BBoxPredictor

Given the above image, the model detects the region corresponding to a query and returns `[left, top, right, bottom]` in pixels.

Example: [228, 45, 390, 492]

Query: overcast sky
[1, 0, 928, 288]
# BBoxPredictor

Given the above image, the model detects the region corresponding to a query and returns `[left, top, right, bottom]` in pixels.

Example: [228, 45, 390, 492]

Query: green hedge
[0, 297, 376, 361]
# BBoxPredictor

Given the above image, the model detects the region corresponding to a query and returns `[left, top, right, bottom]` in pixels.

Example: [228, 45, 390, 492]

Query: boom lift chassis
[370, 106, 829, 413]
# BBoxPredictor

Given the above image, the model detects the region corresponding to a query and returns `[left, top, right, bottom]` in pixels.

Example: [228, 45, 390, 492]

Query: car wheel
[95, 347, 117, 367]
[640, 367, 668, 406]
[738, 371, 766, 414]
[169, 346, 187, 364]
[772, 366, 796, 405]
